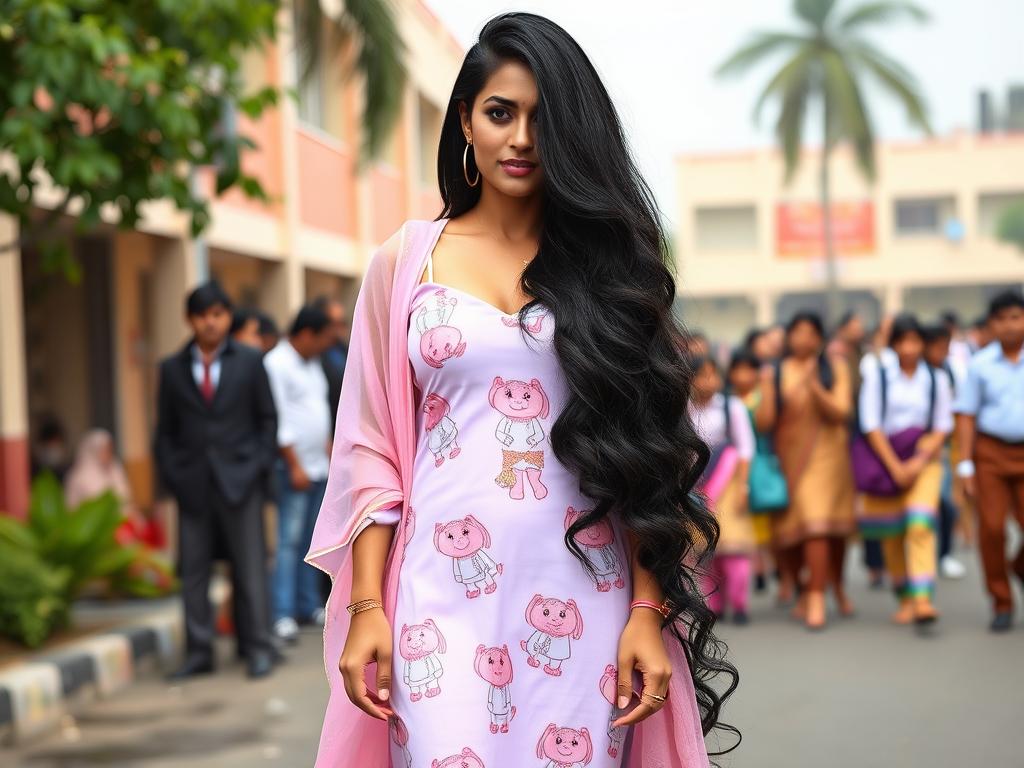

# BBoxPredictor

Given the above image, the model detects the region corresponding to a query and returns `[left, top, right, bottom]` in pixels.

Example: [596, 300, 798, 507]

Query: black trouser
[178, 482, 273, 664]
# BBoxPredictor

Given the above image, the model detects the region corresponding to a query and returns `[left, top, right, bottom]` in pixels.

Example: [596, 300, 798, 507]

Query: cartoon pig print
[489, 376, 549, 500]
[474, 643, 517, 734]
[400, 618, 446, 701]
[598, 665, 628, 758]
[434, 515, 503, 598]
[432, 747, 486, 768]
[423, 392, 462, 466]
[416, 288, 467, 369]
[521, 594, 584, 676]
[501, 304, 547, 335]
[389, 716, 413, 768]
[564, 506, 625, 592]
[536, 723, 593, 768]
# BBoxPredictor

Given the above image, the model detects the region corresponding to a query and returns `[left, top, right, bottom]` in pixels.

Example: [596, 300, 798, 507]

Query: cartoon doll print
[432, 748, 486, 768]
[521, 594, 584, 677]
[564, 506, 625, 592]
[489, 376, 550, 500]
[598, 665, 628, 758]
[423, 393, 462, 466]
[535, 723, 593, 768]
[474, 644, 517, 734]
[416, 288, 467, 369]
[501, 304, 547, 335]
[389, 716, 414, 768]
[400, 618, 446, 701]
[434, 515, 504, 598]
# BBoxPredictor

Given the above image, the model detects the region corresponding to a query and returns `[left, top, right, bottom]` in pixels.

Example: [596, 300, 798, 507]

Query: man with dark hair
[257, 311, 281, 355]
[263, 304, 334, 643]
[956, 290, 1024, 631]
[155, 280, 278, 679]
[311, 295, 348, 430]
[230, 307, 264, 351]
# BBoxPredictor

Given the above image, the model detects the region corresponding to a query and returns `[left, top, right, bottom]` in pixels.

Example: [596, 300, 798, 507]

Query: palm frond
[294, 0, 323, 86]
[846, 38, 932, 135]
[838, 1, 929, 32]
[338, 0, 407, 163]
[715, 32, 809, 79]
[751, 45, 816, 126]
[295, 0, 407, 164]
[821, 49, 876, 181]
[794, 0, 838, 28]
[776, 63, 814, 184]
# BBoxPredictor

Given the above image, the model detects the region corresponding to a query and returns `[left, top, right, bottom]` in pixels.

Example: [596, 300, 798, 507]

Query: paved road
[8, 548, 1022, 767]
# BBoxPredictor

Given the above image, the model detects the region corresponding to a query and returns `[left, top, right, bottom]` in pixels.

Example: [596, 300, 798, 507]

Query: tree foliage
[0, 0, 280, 273]
[716, 0, 932, 184]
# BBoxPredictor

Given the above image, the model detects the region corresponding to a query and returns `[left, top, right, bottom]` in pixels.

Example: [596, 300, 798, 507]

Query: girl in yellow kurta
[759, 312, 856, 631]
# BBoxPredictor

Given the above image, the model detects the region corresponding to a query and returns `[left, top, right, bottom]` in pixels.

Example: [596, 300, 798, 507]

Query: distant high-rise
[1007, 85, 1024, 132]
[977, 89, 995, 134]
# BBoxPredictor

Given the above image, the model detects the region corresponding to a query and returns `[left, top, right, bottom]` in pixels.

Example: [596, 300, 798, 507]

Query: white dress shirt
[859, 357, 954, 436]
[190, 341, 226, 391]
[263, 340, 331, 481]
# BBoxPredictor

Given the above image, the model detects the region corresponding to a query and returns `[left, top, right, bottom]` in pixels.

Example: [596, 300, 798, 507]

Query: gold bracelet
[346, 598, 383, 616]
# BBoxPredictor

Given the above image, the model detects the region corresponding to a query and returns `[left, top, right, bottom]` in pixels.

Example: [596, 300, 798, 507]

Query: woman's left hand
[611, 608, 671, 728]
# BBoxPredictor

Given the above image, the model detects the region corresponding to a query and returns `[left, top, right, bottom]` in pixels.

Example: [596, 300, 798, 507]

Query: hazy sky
[423, 0, 1022, 225]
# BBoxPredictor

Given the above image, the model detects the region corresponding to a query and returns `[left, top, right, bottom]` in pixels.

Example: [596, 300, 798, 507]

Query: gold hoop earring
[463, 141, 480, 188]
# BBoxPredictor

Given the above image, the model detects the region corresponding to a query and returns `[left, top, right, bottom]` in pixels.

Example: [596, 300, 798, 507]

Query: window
[893, 197, 955, 236]
[694, 206, 758, 252]
[978, 191, 1024, 237]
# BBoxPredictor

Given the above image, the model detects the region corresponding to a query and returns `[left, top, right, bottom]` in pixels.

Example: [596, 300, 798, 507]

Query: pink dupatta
[305, 218, 711, 768]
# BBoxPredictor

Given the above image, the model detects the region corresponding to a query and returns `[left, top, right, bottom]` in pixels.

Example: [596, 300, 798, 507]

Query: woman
[759, 312, 855, 631]
[690, 356, 755, 624]
[858, 315, 953, 626]
[304, 12, 736, 768]
[65, 429, 134, 512]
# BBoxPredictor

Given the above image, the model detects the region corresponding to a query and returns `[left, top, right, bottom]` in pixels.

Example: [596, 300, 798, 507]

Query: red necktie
[201, 360, 215, 405]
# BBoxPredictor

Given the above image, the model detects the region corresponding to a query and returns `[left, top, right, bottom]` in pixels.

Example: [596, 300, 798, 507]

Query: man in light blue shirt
[955, 290, 1024, 632]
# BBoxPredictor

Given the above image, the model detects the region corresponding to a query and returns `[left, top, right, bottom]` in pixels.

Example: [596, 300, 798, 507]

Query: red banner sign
[776, 201, 875, 258]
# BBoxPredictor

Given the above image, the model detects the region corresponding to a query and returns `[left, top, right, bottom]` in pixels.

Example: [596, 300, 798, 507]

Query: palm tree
[716, 0, 932, 323]
[294, 0, 407, 166]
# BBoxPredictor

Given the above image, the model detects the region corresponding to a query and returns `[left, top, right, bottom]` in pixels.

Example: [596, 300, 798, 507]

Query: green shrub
[0, 539, 69, 648]
[0, 472, 178, 647]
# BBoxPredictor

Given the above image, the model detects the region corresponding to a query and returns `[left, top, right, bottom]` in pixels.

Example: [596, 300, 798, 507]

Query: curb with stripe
[0, 612, 181, 746]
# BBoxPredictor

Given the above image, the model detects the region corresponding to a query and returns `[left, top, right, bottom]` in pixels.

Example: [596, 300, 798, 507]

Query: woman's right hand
[339, 608, 394, 721]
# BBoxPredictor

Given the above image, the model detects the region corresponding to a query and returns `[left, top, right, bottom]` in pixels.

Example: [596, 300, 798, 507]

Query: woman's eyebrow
[483, 95, 517, 107]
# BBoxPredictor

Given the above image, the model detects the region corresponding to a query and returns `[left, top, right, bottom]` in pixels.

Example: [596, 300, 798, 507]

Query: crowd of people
[30, 281, 1021, 686]
[151, 280, 351, 680]
[686, 290, 1024, 634]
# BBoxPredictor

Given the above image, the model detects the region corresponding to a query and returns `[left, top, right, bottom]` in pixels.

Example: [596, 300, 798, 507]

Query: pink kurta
[306, 218, 710, 768]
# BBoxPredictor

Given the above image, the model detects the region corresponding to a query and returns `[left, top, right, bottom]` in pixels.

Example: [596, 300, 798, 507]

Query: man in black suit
[155, 281, 277, 680]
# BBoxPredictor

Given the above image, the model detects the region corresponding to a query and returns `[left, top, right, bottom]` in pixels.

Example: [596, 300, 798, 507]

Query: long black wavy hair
[434, 11, 739, 752]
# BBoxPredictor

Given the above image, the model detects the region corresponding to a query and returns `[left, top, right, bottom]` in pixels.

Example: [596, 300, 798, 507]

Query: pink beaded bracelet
[630, 599, 671, 618]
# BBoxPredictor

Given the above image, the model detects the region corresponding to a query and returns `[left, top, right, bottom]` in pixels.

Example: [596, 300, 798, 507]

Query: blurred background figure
[857, 315, 953, 627]
[692, 354, 756, 624]
[64, 428, 134, 513]
[258, 311, 282, 356]
[760, 312, 855, 630]
[956, 291, 1024, 632]
[230, 307, 266, 352]
[923, 323, 967, 580]
[155, 281, 278, 680]
[30, 416, 72, 483]
[263, 305, 334, 644]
